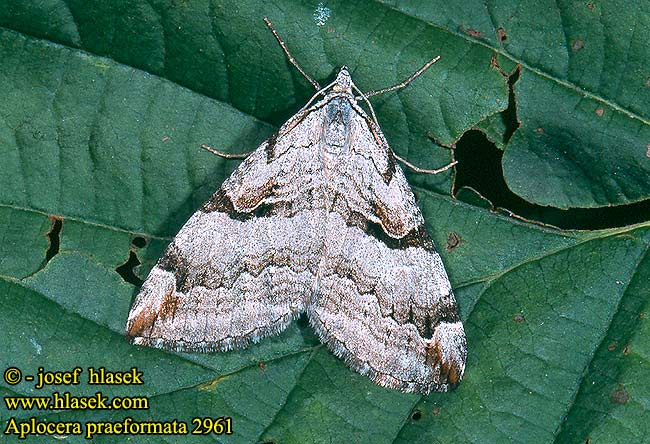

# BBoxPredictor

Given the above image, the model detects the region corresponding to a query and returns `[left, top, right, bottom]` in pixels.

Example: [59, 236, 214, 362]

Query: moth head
[332, 66, 353, 94]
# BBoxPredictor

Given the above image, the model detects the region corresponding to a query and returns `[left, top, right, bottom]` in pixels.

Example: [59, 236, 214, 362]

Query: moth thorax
[324, 98, 352, 150]
[332, 67, 353, 93]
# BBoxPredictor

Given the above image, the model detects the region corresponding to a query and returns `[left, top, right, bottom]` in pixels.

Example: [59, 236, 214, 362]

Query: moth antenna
[393, 153, 458, 175]
[264, 17, 322, 90]
[352, 84, 380, 127]
[363, 56, 441, 99]
[201, 144, 251, 159]
[296, 78, 340, 113]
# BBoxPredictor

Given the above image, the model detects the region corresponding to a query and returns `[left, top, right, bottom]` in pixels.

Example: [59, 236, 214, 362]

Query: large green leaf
[379, 0, 650, 208]
[1, 1, 649, 444]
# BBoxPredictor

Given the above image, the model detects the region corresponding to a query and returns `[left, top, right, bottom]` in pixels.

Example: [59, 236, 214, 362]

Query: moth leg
[393, 152, 458, 175]
[200, 144, 252, 159]
[264, 17, 321, 90]
[362, 56, 441, 99]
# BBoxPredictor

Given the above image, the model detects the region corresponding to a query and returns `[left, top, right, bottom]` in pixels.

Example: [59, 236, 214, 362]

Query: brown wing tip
[440, 352, 463, 387]
[427, 320, 467, 389]
[125, 309, 155, 340]
[126, 283, 179, 341]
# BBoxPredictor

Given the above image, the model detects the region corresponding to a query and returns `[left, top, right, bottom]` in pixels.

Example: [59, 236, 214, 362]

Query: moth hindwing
[126, 25, 466, 395]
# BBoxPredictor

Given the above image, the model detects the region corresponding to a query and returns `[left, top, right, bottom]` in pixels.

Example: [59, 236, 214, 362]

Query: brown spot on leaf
[610, 386, 629, 404]
[586, 2, 594, 10]
[490, 53, 500, 70]
[595, 107, 604, 117]
[465, 28, 482, 38]
[640, 312, 645, 319]
[258, 361, 267, 370]
[513, 313, 525, 323]
[572, 39, 584, 52]
[623, 344, 630, 355]
[445, 231, 464, 252]
[645, 77, 650, 87]
[497, 27, 508, 43]
[432, 407, 440, 415]
[535, 127, 545, 134]
[645, 144, 650, 158]
[607, 343, 617, 351]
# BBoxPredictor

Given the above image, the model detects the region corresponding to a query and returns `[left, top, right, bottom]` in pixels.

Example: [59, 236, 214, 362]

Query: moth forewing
[126, 21, 466, 394]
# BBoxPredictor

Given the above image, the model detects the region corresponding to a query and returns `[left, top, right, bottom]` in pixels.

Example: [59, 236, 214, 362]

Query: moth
[126, 18, 466, 394]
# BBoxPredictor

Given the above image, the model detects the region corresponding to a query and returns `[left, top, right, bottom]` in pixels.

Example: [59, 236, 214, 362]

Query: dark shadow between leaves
[453, 130, 650, 230]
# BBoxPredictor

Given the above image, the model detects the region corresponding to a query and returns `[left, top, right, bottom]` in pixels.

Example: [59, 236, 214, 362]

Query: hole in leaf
[131, 236, 147, 249]
[453, 130, 650, 229]
[411, 409, 422, 421]
[497, 27, 508, 42]
[45, 216, 63, 263]
[116, 251, 144, 286]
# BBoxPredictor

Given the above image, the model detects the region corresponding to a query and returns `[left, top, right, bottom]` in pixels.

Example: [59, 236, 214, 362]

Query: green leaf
[378, 0, 650, 208]
[1, 1, 649, 444]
